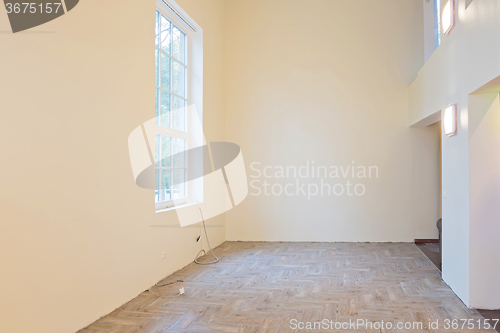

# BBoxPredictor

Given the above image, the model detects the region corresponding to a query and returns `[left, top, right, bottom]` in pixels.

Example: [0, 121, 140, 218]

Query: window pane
[155, 49, 159, 86]
[155, 169, 160, 202]
[160, 53, 171, 91]
[172, 96, 186, 131]
[173, 138, 186, 168]
[173, 169, 186, 199]
[160, 15, 171, 53]
[155, 134, 172, 168]
[162, 169, 172, 201]
[161, 135, 172, 168]
[172, 26, 186, 63]
[172, 60, 186, 97]
[160, 90, 170, 128]
[155, 11, 159, 47]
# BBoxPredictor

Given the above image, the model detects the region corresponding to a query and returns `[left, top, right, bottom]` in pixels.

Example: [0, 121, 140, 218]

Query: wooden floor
[479, 310, 500, 333]
[415, 243, 441, 271]
[415, 242, 500, 332]
[80, 242, 495, 333]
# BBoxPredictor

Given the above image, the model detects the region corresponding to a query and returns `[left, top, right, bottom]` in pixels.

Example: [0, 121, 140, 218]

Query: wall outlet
[162, 252, 167, 259]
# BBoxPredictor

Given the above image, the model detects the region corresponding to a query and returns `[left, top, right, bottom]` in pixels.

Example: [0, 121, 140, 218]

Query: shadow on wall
[409, 118, 441, 240]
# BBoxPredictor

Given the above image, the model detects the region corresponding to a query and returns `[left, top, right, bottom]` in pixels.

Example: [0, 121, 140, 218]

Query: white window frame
[155, 0, 203, 211]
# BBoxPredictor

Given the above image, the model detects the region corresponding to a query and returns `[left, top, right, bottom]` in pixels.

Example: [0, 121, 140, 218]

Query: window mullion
[170, 136, 174, 199]
[158, 47, 187, 68]
[170, 24, 173, 120]
[170, 53, 173, 131]
[158, 137, 163, 202]
[158, 48, 162, 126]
[156, 85, 186, 102]
[170, 21, 174, 131]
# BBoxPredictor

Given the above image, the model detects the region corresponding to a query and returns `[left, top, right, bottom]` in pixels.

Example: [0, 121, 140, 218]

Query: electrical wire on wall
[145, 204, 218, 298]
[192, 203, 218, 265]
[146, 203, 217, 298]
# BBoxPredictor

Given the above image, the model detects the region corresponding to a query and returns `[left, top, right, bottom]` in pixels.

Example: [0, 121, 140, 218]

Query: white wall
[469, 92, 500, 309]
[409, 0, 500, 307]
[224, 0, 439, 242]
[0, 1, 226, 332]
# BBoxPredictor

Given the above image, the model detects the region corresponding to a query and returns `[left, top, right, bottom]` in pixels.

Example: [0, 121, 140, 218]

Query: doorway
[415, 120, 442, 271]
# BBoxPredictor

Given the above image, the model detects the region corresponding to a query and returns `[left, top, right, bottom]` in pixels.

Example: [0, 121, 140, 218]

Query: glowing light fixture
[442, 0, 455, 35]
[444, 104, 457, 137]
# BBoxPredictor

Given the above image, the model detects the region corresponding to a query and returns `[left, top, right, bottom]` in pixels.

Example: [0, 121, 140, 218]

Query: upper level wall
[410, 0, 500, 125]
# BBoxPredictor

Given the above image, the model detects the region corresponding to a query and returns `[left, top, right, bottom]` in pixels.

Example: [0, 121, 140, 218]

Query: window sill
[155, 201, 196, 214]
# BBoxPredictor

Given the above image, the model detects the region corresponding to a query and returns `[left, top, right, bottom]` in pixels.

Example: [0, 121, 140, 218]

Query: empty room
[1, 0, 500, 332]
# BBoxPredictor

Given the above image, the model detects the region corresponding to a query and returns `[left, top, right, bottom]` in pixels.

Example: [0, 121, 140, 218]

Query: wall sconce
[444, 104, 457, 137]
[442, 0, 455, 35]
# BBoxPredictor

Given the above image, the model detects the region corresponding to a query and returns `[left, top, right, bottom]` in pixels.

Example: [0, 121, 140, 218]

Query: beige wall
[0, 1, 443, 332]
[224, 0, 439, 242]
[0, 1, 226, 332]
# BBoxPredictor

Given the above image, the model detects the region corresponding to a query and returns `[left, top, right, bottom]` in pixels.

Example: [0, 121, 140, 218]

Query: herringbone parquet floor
[79, 242, 495, 333]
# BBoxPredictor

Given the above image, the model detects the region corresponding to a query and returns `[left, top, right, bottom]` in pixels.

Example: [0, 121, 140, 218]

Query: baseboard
[414, 239, 439, 244]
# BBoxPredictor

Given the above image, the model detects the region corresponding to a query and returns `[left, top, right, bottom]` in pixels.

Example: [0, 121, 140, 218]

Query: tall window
[155, 9, 188, 206]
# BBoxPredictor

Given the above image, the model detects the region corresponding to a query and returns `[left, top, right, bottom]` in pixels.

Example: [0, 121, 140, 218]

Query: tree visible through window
[155, 9, 188, 205]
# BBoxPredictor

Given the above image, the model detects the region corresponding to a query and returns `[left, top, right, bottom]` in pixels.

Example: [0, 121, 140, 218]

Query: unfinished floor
[79, 242, 495, 332]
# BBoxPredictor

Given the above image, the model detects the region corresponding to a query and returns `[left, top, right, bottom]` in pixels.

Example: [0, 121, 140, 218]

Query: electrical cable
[192, 203, 219, 265]
[147, 203, 217, 299]
[146, 279, 184, 297]
[155, 279, 184, 288]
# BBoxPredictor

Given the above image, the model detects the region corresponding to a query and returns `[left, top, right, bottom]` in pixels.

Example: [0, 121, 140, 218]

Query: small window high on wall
[434, 0, 441, 48]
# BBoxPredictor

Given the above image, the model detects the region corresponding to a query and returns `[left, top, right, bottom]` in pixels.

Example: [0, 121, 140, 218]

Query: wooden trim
[414, 239, 439, 244]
